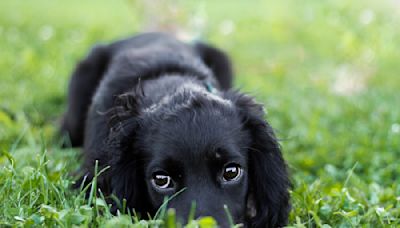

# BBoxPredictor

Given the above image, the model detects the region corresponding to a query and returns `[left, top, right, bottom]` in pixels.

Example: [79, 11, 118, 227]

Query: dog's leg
[194, 42, 233, 90]
[61, 44, 111, 147]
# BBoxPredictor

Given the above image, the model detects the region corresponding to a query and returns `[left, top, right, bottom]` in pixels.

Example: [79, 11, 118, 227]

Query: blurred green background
[1, 0, 399, 226]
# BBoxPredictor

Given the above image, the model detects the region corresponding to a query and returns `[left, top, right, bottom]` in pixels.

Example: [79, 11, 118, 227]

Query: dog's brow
[206, 148, 243, 162]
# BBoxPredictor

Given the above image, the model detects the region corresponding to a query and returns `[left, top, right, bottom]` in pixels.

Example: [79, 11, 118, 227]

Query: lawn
[0, 0, 399, 227]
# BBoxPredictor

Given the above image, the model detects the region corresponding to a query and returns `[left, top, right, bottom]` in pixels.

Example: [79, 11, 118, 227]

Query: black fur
[61, 33, 290, 227]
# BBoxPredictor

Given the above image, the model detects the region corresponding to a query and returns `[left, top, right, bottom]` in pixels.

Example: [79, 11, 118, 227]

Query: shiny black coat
[61, 33, 290, 227]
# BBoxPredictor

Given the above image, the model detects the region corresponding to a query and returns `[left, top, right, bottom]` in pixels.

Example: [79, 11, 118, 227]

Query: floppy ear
[194, 42, 233, 90]
[103, 92, 153, 216]
[61, 44, 110, 147]
[226, 91, 291, 227]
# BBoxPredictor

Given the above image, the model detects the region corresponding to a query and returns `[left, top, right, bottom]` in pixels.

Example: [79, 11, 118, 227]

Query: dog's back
[61, 33, 232, 147]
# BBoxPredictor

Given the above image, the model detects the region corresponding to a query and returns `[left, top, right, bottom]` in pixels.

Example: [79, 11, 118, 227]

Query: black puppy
[61, 33, 290, 227]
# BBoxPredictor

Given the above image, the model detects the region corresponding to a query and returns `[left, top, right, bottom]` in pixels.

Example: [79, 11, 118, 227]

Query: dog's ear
[104, 92, 152, 216]
[106, 92, 141, 132]
[193, 42, 233, 90]
[109, 145, 150, 216]
[225, 91, 291, 227]
[61, 44, 110, 147]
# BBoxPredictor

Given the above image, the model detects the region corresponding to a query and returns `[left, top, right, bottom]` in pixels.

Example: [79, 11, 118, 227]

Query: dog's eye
[151, 172, 172, 189]
[222, 163, 242, 182]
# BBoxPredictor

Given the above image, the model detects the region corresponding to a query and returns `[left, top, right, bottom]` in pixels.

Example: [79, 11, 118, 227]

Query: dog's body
[61, 33, 290, 227]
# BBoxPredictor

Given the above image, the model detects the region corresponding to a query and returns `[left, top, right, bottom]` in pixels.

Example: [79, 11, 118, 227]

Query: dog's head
[105, 83, 290, 227]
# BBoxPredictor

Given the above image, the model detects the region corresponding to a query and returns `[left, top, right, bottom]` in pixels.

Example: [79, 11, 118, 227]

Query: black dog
[61, 33, 290, 227]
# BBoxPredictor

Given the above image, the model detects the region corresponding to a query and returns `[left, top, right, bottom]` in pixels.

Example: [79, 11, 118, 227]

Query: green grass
[1, 0, 399, 227]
